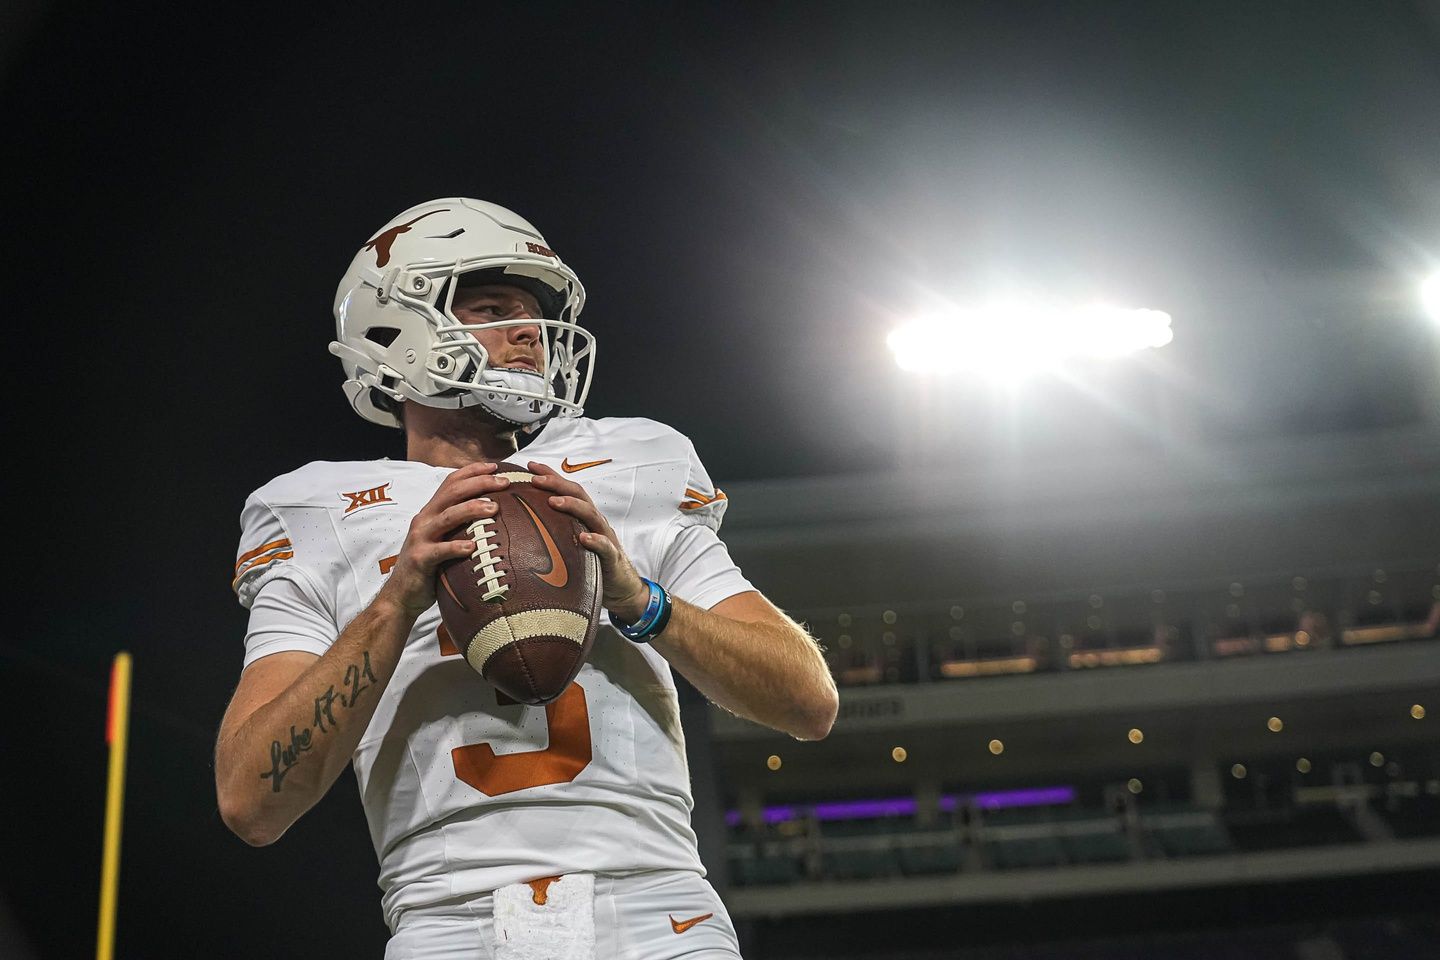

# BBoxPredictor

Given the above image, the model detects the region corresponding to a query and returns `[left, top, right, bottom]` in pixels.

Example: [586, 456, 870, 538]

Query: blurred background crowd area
[811, 562, 1437, 687]
[701, 428, 1439, 959]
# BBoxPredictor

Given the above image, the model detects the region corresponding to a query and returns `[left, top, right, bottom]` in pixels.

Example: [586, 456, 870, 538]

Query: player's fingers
[578, 530, 619, 563]
[581, 534, 647, 609]
[427, 474, 510, 513]
[446, 472, 510, 499]
[442, 460, 498, 485]
[528, 466, 589, 500]
[432, 461, 497, 500]
[417, 537, 478, 571]
[427, 497, 499, 537]
[547, 494, 609, 535]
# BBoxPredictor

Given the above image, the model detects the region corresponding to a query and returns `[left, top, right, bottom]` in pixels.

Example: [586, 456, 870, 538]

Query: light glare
[1422, 271, 1440, 323]
[887, 302, 1174, 376]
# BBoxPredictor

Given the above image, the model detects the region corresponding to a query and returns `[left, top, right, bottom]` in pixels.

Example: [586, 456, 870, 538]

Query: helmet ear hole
[365, 327, 402, 347]
[372, 388, 400, 415]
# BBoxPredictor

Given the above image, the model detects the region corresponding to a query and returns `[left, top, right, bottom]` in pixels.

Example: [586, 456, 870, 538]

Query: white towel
[493, 873, 596, 960]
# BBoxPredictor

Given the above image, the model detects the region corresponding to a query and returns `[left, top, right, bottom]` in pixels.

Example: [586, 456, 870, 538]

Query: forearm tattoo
[259, 651, 377, 792]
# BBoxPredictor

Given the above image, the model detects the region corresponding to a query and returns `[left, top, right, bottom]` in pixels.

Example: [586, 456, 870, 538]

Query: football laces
[466, 512, 508, 602]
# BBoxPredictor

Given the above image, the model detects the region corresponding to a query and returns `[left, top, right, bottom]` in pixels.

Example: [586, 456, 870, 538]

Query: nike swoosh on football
[560, 457, 613, 473]
[669, 913, 714, 934]
[516, 497, 569, 589]
[439, 569, 469, 612]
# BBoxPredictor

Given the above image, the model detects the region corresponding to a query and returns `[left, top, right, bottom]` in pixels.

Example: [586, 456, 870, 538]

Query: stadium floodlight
[1422, 271, 1440, 323]
[886, 301, 1174, 377]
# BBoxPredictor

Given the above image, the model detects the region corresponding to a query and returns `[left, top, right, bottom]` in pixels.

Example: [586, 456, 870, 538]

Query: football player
[215, 198, 838, 960]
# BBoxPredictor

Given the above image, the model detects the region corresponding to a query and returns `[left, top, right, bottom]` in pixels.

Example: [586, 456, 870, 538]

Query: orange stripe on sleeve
[231, 550, 294, 589]
[234, 537, 292, 573]
[681, 488, 728, 510]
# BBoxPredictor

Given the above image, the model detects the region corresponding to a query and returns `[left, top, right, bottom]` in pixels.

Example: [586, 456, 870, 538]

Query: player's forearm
[215, 597, 413, 845]
[652, 600, 838, 740]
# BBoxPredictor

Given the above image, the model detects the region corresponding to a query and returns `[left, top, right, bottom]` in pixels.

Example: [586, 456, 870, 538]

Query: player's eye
[458, 296, 533, 320]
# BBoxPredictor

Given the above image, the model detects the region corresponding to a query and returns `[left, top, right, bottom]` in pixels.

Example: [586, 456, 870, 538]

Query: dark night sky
[3, 2, 1440, 956]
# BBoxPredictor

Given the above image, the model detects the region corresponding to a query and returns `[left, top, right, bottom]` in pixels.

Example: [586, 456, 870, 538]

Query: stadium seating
[1140, 805, 1234, 857]
[1379, 792, 1440, 839]
[1224, 807, 1361, 851]
[1058, 820, 1132, 864]
[723, 782, 1440, 885]
[808, 565, 1439, 688]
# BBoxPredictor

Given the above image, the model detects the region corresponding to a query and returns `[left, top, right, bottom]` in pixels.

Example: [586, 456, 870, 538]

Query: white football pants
[384, 869, 743, 960]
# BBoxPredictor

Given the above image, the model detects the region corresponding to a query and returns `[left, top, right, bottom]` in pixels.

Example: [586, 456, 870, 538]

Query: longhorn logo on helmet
[364, 209, 448, 267]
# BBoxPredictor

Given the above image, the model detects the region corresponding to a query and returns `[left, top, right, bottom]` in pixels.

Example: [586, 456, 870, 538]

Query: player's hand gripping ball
[435, 462, 602, 704]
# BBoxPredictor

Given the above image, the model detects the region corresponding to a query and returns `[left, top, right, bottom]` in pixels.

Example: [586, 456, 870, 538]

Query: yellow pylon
[97, 651, 131, 960]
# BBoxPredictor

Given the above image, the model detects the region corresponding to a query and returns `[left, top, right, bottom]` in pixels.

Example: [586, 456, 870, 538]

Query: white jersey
[230, 416, 752, 931]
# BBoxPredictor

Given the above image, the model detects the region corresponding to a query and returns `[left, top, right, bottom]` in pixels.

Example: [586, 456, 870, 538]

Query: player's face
[450, 284, 546, 373]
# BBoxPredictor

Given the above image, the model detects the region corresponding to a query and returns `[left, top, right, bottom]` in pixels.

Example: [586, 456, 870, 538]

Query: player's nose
[509, 318, 540, 344]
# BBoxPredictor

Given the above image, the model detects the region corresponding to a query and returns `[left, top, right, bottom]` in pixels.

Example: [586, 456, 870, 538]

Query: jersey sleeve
[656, 521, 755, 610]
[232, 490, 339, 666]
[242, 572, 337, 668]
[674, 439, 730, 533]
[654, 439, 754, 609]
[232, 492, 298, 609]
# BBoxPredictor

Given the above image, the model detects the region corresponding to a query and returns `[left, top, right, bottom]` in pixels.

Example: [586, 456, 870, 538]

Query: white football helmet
[330, 198, 593, 429]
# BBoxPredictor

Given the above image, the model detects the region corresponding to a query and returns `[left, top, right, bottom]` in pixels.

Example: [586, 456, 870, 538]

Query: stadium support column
[1190, 757, 1223, 810]
[916, 780, 941, 827]
[738, 787, 764, 830]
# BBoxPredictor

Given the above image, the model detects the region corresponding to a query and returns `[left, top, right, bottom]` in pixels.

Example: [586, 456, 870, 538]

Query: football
[435, 461, 602, 704]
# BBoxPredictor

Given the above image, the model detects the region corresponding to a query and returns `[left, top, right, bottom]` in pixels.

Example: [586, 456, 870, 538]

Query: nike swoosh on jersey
[560, 457, 613, 473]
[516, 497, 569, 589]
[669, 913, 714, 934]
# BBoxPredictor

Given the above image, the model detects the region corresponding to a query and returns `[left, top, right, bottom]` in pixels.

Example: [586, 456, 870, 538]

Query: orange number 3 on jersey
[437, 625, 594, 796]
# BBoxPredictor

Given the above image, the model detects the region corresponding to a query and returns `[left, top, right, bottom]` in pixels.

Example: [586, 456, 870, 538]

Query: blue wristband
[614, 579, 672, 643]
